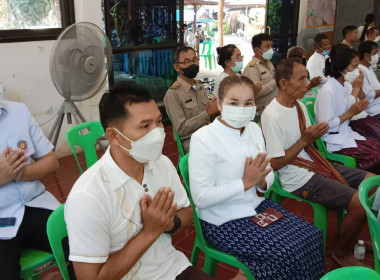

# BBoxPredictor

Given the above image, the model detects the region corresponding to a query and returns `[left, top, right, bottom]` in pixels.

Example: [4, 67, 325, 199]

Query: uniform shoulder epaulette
[249, 60, 256, 67]
[170, 81, 181, 89]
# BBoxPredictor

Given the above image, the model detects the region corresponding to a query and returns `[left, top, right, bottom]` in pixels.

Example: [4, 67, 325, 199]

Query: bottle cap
[358, 240, 364, 246]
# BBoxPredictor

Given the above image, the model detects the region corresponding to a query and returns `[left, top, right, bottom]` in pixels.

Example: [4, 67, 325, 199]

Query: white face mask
[343, 68, 360, 84]
[374, 36, 380, 43]
[260, 48, 274, 60]
[221, 105, 256, 128]
[114, 127, 165, 163]
[370, 53, 379, 66]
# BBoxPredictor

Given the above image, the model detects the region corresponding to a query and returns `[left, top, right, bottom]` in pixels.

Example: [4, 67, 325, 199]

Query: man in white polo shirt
[65, 81, 212, 280]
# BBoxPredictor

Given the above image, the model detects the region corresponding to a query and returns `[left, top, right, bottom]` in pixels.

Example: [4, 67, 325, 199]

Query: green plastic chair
[359, 176, 380, 273]
[166, 111, 186, 171]
[179, 154, 256, 279]
[200, 41, 216, 70]
[47, 204, 70, 280]
[265, 173, 345, 249]
[320, 266, 380, 280]
[66, 121, 105, 174]
[20, 248, 56, 280]
[301, 97, 357, 168]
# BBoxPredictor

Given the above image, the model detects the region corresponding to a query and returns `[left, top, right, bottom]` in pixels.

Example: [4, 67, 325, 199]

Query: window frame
[0, 0, 75, 43]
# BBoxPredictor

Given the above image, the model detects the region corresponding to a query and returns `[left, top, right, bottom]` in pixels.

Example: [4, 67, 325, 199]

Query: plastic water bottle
[354, 240, 366, 263]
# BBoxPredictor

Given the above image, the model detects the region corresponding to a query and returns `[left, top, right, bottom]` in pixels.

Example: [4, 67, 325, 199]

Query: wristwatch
[165, 214, 181, 235]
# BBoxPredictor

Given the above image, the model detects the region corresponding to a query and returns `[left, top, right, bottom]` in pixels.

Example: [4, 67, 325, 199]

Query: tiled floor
[40, 125, 374, 279]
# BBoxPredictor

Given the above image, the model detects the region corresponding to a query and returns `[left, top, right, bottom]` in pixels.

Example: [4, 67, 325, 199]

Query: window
[0, 0, 75, 43]
[104, 0, 181, 49]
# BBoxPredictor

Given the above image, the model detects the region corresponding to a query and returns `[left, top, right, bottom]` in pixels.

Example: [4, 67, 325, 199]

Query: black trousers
[0, 206, 75, 280]
[176, 266, 214, 280]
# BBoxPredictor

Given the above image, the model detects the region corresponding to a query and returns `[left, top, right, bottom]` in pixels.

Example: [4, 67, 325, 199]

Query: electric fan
[48, 22, 112, 147]
[297, 27, 322, 55]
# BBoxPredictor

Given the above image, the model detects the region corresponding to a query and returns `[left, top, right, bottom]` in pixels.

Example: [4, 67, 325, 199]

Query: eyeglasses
[177, 58, 200, 67]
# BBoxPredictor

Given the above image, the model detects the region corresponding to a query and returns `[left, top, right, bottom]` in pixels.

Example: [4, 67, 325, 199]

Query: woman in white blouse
[315, 44, 380, 173]
[189, 75, 324, 280]
[212, 44, 244, 97]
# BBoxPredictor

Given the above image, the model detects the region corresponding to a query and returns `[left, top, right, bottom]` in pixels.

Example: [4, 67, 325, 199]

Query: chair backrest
[47, 204, 70, 280]
[179, 154, 209, 249]
[166, 111, 185, 158]
[201, 41, 212, 55]
[301, 97, 330, 158]
[66, 121, 105, 174]
[320, 266, 380, 280]
[358, 176, 380, 273]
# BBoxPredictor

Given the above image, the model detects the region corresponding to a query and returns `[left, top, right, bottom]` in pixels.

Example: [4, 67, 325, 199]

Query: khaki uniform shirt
[242, 56, 278, 115]
[164, 77, 210, 153]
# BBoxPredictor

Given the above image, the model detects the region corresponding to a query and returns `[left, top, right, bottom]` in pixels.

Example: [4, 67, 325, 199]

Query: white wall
[0, 0, 104, 157]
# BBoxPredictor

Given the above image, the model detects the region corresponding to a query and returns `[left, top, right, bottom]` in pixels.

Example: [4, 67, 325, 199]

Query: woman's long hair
[360, 13, 375, 42]
[324, 44, 358, 79]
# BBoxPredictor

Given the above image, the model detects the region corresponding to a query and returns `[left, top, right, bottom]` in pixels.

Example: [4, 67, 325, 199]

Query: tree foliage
[7, 0, 51, 27]
[267, 0, 281, 35]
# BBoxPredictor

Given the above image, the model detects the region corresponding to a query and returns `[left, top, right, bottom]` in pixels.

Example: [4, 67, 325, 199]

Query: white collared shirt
[65, 148, 191, 280]
[358, 64, 380, 116]
[315, 77, 365, 153]
[189, 118, 274, 226]
[261, 99, 314, 192]
[0, 101, 60, 239]
[306, 51, 328, 92]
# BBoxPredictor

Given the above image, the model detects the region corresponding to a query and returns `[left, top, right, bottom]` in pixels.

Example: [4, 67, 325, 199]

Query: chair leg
[203, 255, 218, 277]
[190, 245, 200, 267]
[204, 57, 208, 69]
[208, 56, 212, 70]
[311, 204, 328, 250]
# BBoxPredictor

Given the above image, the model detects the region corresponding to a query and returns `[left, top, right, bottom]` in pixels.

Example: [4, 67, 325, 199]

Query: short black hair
[251, 33, 272, 49]
[324, 44, 358, 78]
[358, 41, 377, 60]
[275, 58, 302, 87]
[216, 44, 237, 69]
[314, 33, 329, 46]
[99, 81, 152, 130]
[342, 25, 357, 38]
[183, 24, 188, 28]
[173, 46, 195, 63]
[197, 25, 202, 28]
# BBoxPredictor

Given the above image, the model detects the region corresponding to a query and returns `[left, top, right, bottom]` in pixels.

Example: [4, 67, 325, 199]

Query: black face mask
[181, 64, 199, 79]
[302, 58, 307, 66]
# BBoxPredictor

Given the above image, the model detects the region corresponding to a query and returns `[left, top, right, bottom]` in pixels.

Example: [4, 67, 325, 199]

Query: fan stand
[48, 98, 106, 151]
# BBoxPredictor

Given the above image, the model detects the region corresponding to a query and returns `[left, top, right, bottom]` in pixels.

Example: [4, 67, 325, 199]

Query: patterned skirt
[350, 115, 380, 140]
[200, 199, 324, 280]
[338, 138, 380, 174]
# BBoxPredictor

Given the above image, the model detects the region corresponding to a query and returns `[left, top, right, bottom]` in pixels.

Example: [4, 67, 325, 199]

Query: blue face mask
[322, 49, 331, 56]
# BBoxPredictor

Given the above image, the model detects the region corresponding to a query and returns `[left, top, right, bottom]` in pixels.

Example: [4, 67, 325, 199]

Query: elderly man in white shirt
[358, 40, 380, 120]
[65, 81, 212, 280]
[306, 33, 331, 93]
[262, 58, 374, 267]
[190, 75, 324, 280]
